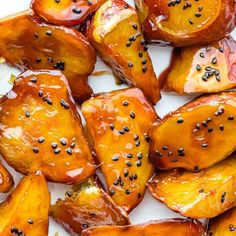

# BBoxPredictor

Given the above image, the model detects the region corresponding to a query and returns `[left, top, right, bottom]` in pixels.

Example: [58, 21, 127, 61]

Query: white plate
[0, 1, 235, 235]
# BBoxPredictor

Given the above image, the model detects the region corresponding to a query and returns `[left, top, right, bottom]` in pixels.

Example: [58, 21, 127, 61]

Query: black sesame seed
[208, 128, 213, 133]
[134, 135, 139, 141]
[25, 111, 30, 117]
[142, 66, 147, 73]
[178, 148, 184, 153]
[130, 111, 135, 119]
[38, 137, 45, 143]
[219, 47, 224, 53]
[32, 147, 39, 153]
[126, 154, 133, 159]
[196, 64, 201, 71]
[212, 57, 217, 64]
[162, 146, 168, 150]
[38, 90, 43, 97]
[145, 135, 150, 142]
[27, 219, 34, 224]
[228, 115, 234, 121]
[46, 98, 53, 105]
[124, 170, 129, 177]
[110, 190, 115, 196]
[219, 125, 224, 131]
[51, 142, 58, 149]
[125, 161, 132, 167]
[177, 118, 184, 124]
[139, 51, 143, 57]
[188, 18, 193, 25]
[168, 151, 173, 157]
[132, 23, 138, 30]
[221, 192, 226, 203]
[36, 57, 42, 63]
[125, 189, 131, 195]
[54, 148, 61, 154]
[195, 12, 201, 17]
[140, 39, 145, 45]
[136, 160, 142, 167]
[142, 59, 147, 65]
[119, 129, 125, 135]
[137, 152, 143, 160]
[60, 139, 67, 146]
[123, 101, 129, 106]
[200, 52, 205, 58]
[110, 124, 115, 130]
[199, 189, 204, 193]
[155, 150, 163, 158]
[112, 156, 119, 161]
[30, 77, 37, 83]
[72, 8, 82, 14]
[66, 148, 73, 155]
[201, 143, 208, 148]
[124, 126, 130, 132]
[135, 141, 141, 147]
[46, 30, 52, 36]
[70, 142, 75, 149]
[137, 193, 142, 199]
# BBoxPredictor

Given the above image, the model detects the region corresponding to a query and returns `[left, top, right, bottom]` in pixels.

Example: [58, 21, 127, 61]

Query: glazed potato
[148, 156, 236, 219]
[31, 0, 106, 26]
[0, 10, 96, 103]
[150, 92, 236, 171]
[50, 177, 130, 236]
[160, 36, 236, 94]
[208, 207, 236, 235]
[0, 173, 50, 236]
[135, 0, 236, 47]
[0, 70, 96, 184]
[82, 88, 158, 212]
[0, 163, 14, 193]
[87, 0, 160, 104]
[81, 219, 205, 236]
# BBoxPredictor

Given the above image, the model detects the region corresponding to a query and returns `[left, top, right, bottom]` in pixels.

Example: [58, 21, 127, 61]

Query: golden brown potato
[87, 0, 160, 104]
[0, 70, 96, 183]
[0, 10, 96, 103]
[0, 173, 50, 236]
[0, 163, 14, 193]
[82, 88, 158, 212]
[135, 0, 236, 47]
[150, 92, 236, 171]
[208, 207, 236, 235]
[50, 177, 130, 236]
[31, 0, 106, 26]
[81, 219, 205, 236]
[160, 36, 236, 94]
[148, 156, 236, 219]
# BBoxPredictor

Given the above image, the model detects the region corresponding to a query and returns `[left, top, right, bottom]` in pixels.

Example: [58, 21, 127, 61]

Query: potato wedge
[208, 207, 236, 235]
[0, 70, 96, 183]
[87, 0, 160, 104]
[0, 163, 14, 193]
[150, 92, 236, 171]
[135, 0, 236, 47]
[81, 219, 205, 236]
[82, 88, 158, 212]
[160, 36, 236, 94]
[50, 177, 130, 236]
[0, 173, 50, 236]
[0, 10, 96, 103]
[31, 0, 106, 26]
[148, 155, 236, 219]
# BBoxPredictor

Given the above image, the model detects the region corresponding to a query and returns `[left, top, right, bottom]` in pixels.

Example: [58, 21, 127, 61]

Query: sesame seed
[66, 148, 73, 155]
[54, 148, 61, 154]
[177, 118, 184, 123]
[32, 147, 39, 153]
[38, 137, 45, 143]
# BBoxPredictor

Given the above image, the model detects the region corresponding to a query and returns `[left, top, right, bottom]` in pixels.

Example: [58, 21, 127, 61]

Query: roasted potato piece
[31, 0, 106, 26]
[0, 173, 50, 235]
[208, 207, 236, 235]
[82, 88, 158, 212]
[150, 92, 236, 171]
[50, 177, 130, 236]
[148, 155, 236, 219]
[160, 36, 236, 94]
[81, 219, 205, 236]
[0, 70, 96, 183]
[135, 0, 236, 47]
[0, 163, 14, 193]
[87, 0, 160, 104]
[0, 10, 96, 102]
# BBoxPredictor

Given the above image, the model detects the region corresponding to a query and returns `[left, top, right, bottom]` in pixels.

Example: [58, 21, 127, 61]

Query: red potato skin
[0, 163, 14, 193]
[0, 10, 96, 103]
[31, 0, 106, 26]
[135, 0, 236, 47]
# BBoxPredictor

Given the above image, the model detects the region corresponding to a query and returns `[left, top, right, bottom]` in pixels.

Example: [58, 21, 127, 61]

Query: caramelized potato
[208, 207, 236, 235]
[135, 0, 236, 47]
[150, 92, 236, 171]
[81, 219, 205, 236]
[0, 10, 96, 102]
[160, 36, 236, 94]
[82, 88, 158, 212]
[148, 156, 236, 219]
[0, 70, 96, 183]
[0, 163, 14, 193]
[50, 177, 130, 236]
[31, 0, 106, 26]
[87, 0, 160, 104]
[0, 173, 50, 235]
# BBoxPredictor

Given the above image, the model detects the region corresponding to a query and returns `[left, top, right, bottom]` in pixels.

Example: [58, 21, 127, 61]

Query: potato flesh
[0, 163, 14, 193]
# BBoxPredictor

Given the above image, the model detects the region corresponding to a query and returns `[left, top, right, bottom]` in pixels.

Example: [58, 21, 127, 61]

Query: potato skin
[82, 88, 158, 212]
[81, 219, 205, 236]
[50, 177, 130, 236]
[87, 0, 160, 104]
[160, 36, 236, 94]
[148, 156, 236, 219]
[135, 0, 236, 47]
[31, 0, 106, 26]
[150, 92, 236, 171]
[0, 70, 96, 184]
[0, 163, 14, 193]
[0, 173, 50, 236]
[0, 10, 96, 103]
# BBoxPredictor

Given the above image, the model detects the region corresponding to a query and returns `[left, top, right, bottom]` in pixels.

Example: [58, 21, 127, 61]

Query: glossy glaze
[150, 92, 236, 171]
[82, 88, 158, 212]
[50, 177, 130, 236]
[0, 173, 50, 236]
[160, 36, 236, 94]
[0, 10, 96, 102]
[87, 0, 160, 104]
[81, 219, 205, 236]
[0, 163, 14, 193]
[148, 156, 236, 218]
[135, 0, 236, 47]
[208, 207, 236, 235]
[0, 70, 96, 183]
[31, 0, 106, 26]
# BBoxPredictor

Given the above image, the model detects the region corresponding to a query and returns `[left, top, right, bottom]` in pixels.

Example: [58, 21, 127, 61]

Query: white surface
[0, 1, 235, 235]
